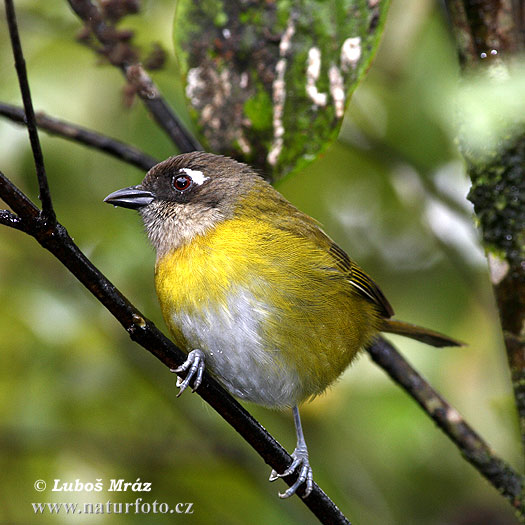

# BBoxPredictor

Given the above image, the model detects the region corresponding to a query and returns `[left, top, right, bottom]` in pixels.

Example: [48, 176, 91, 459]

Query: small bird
[105, 152, 461, 499]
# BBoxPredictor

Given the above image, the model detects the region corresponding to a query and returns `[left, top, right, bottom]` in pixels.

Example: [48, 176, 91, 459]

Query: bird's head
[104, 152, 261, 257]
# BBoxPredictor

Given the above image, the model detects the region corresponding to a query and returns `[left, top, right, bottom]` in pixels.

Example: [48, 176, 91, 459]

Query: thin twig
[66, 0, 202, 153]
[367, 337, 525, 515]
[0, 102, 158, 171]
[4, 0, 55, 224]
[0, 168, 349, 525]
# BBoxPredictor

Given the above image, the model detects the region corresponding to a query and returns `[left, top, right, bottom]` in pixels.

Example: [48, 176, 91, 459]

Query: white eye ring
[180, 168, 209, 186]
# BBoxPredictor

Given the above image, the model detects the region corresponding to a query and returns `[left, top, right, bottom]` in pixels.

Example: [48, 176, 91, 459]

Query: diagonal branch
[4, 0, 55, 224]
[367, 337, 525, 515]
[0, 102, 158, 171]
[66, 0, 202, 153]
[0, 168, 350, 525]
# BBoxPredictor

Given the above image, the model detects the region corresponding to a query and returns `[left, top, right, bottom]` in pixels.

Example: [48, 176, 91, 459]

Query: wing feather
[329, 243, 394, 318]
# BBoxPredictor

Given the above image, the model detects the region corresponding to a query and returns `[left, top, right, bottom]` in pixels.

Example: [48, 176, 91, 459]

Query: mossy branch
[445, 0, 525, 466]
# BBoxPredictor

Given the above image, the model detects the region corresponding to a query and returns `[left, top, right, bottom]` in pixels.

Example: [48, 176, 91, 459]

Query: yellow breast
[154, 217, 381, 407]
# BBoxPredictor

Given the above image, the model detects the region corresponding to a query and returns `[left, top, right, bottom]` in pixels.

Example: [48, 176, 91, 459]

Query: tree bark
[445, 0, 525, 466]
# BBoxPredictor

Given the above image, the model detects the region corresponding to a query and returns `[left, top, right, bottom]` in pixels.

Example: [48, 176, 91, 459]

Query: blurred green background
[0, 1, 520, 524]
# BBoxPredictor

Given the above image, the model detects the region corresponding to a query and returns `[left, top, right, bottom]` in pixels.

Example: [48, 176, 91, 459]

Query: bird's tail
[381, 319, 464, 348]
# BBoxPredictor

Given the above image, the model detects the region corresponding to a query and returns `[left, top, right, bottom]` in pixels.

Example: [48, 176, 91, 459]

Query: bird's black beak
[104, 185, 155, 210]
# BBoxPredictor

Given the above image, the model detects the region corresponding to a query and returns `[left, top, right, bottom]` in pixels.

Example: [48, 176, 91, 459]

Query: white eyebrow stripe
[181, 168, 209, 186]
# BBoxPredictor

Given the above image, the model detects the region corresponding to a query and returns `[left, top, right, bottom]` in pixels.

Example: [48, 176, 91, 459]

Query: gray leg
[269, 405, 314, 498]
[170, 349, 205, 396]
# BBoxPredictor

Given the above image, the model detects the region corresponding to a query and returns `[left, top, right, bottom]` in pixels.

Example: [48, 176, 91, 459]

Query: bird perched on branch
[105, 151, 461, 498]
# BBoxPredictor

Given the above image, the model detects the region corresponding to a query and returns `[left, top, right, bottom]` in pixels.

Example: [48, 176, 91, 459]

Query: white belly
[171, 287, 303, 408]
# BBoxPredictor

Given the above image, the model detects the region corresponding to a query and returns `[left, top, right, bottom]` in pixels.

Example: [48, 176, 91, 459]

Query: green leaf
[174, 0, 389, 181]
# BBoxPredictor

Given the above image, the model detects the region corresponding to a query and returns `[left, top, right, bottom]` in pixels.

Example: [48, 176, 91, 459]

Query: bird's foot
[170, 349, 205, 396]
[269, 446, 313, 499]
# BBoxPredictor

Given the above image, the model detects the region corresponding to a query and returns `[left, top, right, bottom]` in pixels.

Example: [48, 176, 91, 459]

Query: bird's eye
[173, 174, 192, 191]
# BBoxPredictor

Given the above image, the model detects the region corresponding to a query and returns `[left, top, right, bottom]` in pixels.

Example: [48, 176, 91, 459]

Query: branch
[367, 337, 525, 515]
[0, 169, 350, 525]
[0, 102, 157, 171]
[444, 0, 525, 459]
[66, 0, 202, 153]
[4, 0, 55, 223]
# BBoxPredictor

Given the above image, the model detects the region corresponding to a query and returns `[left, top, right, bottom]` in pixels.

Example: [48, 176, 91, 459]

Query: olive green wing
[328, 242, 394, 318]
[259, 187, 394, 318]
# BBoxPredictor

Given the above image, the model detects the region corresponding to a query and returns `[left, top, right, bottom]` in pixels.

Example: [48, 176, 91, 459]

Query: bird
[104, 151, 461, 499]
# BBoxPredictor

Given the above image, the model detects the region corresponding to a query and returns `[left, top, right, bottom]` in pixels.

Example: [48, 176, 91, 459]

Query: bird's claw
[170, 349, 205, 396]
[269, 447, 313, 499]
